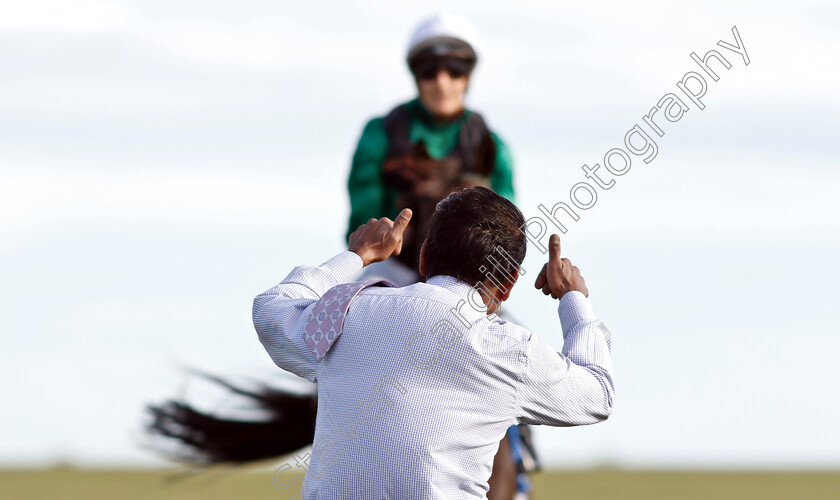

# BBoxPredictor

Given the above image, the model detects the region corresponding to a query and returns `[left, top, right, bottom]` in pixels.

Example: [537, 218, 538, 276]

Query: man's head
[419, 187, 526, 306]
[406, 13, 480, 120]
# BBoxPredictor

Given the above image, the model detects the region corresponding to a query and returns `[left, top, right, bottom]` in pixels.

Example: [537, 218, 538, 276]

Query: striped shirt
[253, 251, 614, 499]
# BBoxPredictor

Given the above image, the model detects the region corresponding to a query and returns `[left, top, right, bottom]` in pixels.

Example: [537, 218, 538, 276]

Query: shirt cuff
[319, 251, 365, 284]
[557, 291, 597, 338]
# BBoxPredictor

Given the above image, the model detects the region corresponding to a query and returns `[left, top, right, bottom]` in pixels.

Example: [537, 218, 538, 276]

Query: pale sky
[1, 0, 838, 468]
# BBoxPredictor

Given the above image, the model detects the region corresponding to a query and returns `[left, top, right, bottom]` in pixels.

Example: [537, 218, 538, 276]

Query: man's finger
[549, 234, 561, 259]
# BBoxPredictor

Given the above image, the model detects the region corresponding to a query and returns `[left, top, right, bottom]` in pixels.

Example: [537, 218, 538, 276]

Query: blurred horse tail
[145, 371, 317, 464]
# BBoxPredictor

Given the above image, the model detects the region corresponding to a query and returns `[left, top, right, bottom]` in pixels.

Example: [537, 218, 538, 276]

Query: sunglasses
[412, 58, 472, 80]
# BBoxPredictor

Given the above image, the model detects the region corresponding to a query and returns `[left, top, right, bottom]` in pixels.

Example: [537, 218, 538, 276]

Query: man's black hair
[424, 186, 526, 287]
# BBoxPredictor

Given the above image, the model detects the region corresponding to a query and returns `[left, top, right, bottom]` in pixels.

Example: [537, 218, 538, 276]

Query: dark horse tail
[145, 371, 317, 464]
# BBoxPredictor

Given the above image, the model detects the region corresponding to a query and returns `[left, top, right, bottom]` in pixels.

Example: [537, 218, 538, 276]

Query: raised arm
[253, 210, 412, 381]
[517, 234, 614, 426]
[252, 252, 365, 382]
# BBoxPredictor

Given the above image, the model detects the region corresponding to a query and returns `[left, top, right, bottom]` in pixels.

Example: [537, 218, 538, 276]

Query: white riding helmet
[406, 12, 483, 67]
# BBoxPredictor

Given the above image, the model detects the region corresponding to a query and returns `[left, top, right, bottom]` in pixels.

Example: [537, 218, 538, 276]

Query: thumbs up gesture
[534, 234, 589, 299]
[349, 208, 413, 267]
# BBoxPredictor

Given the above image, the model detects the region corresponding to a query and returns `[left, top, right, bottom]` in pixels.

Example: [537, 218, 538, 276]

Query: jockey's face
[416, 68, 469, 121]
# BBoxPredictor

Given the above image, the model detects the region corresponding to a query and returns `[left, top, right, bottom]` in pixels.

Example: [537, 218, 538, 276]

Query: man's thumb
[392, 208, 413, 234]
[549, 234, 561, 259]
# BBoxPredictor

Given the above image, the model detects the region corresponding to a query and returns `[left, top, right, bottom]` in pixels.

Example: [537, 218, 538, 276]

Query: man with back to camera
[252, 187, 614, 499]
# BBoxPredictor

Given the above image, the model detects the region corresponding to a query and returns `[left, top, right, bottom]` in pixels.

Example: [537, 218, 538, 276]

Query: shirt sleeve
[346, 117, 390, 243]
[252, 251, 364, 382]
[488, 131, 516, 204]
[516, 291, 615, 426]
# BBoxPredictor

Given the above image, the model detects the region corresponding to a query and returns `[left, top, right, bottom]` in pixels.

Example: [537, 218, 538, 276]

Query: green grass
[1, 468, 838, 500]
[530, 470, 840, 500]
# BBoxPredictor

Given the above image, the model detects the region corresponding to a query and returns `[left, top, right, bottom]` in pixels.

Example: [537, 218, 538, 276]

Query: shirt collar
[425, 274, 474, 293]
[425, 275, 490, 323]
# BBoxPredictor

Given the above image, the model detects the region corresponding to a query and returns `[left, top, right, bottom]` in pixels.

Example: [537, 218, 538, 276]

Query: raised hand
[348, 208, 413, 267]
[534, 234, 589, 299]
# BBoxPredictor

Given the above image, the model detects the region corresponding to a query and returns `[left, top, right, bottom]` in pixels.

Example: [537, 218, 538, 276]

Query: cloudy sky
[1, 0, 838, 468]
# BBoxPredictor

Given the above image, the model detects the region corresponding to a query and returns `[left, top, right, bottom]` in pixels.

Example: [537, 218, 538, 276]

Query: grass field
[1, 468, 839, 500]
